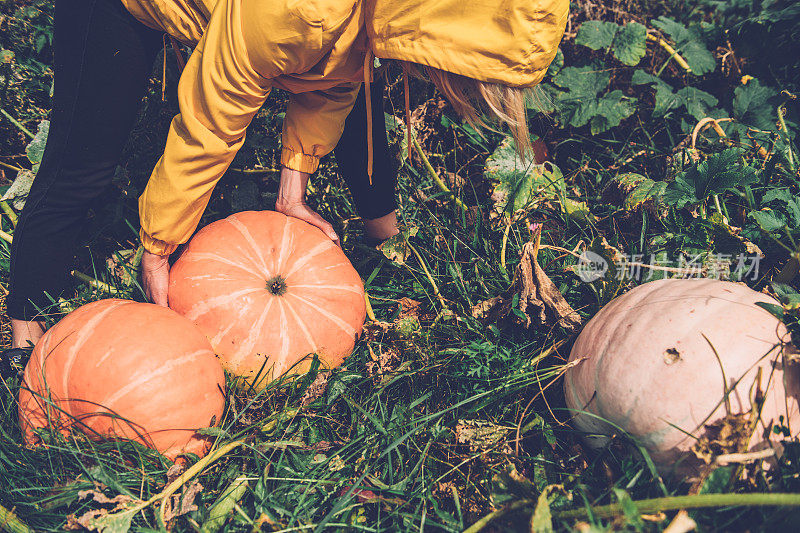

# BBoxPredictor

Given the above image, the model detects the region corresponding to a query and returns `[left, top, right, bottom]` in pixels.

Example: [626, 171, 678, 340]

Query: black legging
[7, 0, 397, 321]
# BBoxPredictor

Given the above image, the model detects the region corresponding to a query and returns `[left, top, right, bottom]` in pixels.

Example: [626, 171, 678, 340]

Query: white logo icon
[576, 251, 608, 282]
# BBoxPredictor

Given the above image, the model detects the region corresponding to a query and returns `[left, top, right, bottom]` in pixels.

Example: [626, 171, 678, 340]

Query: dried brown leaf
[470, 296, 508, 321]
[162, 481, 203, 522]
[691, 412, 751, 465]
[77, 490, 135, 508]
[455, 419, 510, 452]
[397, 297, 422, 319]
[69, 500, 139, 533]
[377, 226, 418, 265]
[300, 372, 330, 406]
[514, 241, 582, 332]
[64, 514, 84, 530]
[166, 463, 185, 484]
[365, 346, 401, 379]
[105, 249, 141, 287]
[445, 172, 466, 190]
[409, 97, 448, 150]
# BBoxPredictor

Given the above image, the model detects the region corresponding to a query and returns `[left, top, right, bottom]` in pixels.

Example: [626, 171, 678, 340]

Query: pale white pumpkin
[564, 278, 800, 474]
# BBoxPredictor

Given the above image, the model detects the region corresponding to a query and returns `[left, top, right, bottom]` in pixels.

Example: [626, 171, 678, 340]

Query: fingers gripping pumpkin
[18, 299, 225, 460]
[168, 211, 366, 387]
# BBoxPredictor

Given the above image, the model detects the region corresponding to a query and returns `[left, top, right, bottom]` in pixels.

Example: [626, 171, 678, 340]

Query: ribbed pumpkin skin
[169, 211, 366, 387]
[18, 299, 225, 460]
[564, 278, 800, 474]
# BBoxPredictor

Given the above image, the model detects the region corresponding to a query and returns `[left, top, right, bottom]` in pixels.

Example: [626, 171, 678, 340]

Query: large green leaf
[762, 188, 800, 226]
[486, 137, 561, 218]
[663, 149, 759, 208]
[632, 71, 717, 119]
[631, 70, 679, 117]
[611, 173, 668, 211]
[552, 66, 635, 134]
[651, 16, 716, 75]
[552, 65, 609, 98]
[612, 22, 647, 66]
[552, 66, 608, 128]
[733, 78, 778, 131]
[486, 138, 593, 223]
[674, 86, 718, 120]
[575, 20, 618, 50]
[662, 174, 697, 209]
[590, 90, 637, 134]
[750, 209, 786, 233]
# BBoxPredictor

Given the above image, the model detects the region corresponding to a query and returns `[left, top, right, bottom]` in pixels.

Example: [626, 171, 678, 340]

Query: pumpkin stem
[266, 275, 287, 296]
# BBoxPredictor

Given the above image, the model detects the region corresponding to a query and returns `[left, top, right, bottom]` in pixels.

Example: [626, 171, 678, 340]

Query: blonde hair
[404, 62, 533, 160]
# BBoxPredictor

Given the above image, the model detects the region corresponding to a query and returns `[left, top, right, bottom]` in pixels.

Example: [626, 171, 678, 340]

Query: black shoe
[0, 348, 29, 380]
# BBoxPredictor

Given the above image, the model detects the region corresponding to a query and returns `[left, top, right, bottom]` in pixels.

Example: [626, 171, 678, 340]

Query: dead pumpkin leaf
[470, 230, 581, 331]
[166, 463, 186, 484]
[512, 240, 582, 332]
[397, 297, 422, 319]
[707, 212, 763, 258]
[365, 345, 401, 379]
[409, 97, 448, 151]
[470, 296, 509, 322]
[105, 248, 143, 287]
[377, 226, 418, 265]
[455, 419, 511, 453]
[77, 490, 135, 507]
[162, 481, 203, 522]
[67, 495, 141, 532]
[691, 412, 752, 465]
[300, 371, 330, 406]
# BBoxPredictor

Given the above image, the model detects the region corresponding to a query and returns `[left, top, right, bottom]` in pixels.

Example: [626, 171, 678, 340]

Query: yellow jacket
[126, 0, 568, 254]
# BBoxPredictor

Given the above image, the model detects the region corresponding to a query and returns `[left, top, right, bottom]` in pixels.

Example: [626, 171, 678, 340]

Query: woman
[3, 0, 568, 373]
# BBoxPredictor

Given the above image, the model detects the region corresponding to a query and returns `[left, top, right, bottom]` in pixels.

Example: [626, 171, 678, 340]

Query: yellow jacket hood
[367, 0, 568, 87]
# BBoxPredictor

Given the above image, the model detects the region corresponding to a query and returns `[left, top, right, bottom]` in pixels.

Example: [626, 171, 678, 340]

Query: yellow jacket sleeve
[280, 83, 361, 174]
[138, 0, 269, 255]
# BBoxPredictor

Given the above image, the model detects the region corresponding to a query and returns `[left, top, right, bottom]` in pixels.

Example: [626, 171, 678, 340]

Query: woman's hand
[275, 166, 340, 246]
[141, 250, 171, 306]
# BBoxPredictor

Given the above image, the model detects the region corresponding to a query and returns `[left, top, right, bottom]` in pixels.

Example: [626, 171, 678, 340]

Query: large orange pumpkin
[169, 211, 366, 387]
[564, 278, 800, 475]
[18, 299, 226, 460]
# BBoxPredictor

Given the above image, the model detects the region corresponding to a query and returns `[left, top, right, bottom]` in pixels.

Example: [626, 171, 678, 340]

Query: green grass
[2, 0, 800, 531]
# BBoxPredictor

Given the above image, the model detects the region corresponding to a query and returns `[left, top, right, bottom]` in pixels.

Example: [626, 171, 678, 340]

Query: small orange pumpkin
[564, 278, 800, 475]
[169, 211, 366, 387]
[18, 299, 226, 460]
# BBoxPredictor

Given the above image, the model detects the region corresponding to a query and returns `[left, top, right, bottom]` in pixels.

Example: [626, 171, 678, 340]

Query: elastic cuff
[280, 148, 320, 174]
[140, 229, 178, 256]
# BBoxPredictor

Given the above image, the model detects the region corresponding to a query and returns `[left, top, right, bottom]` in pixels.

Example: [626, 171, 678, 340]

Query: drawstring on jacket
[362, 51, 413, 188]
[169, 36, 187, 70]
[363, 50, 374, 184]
